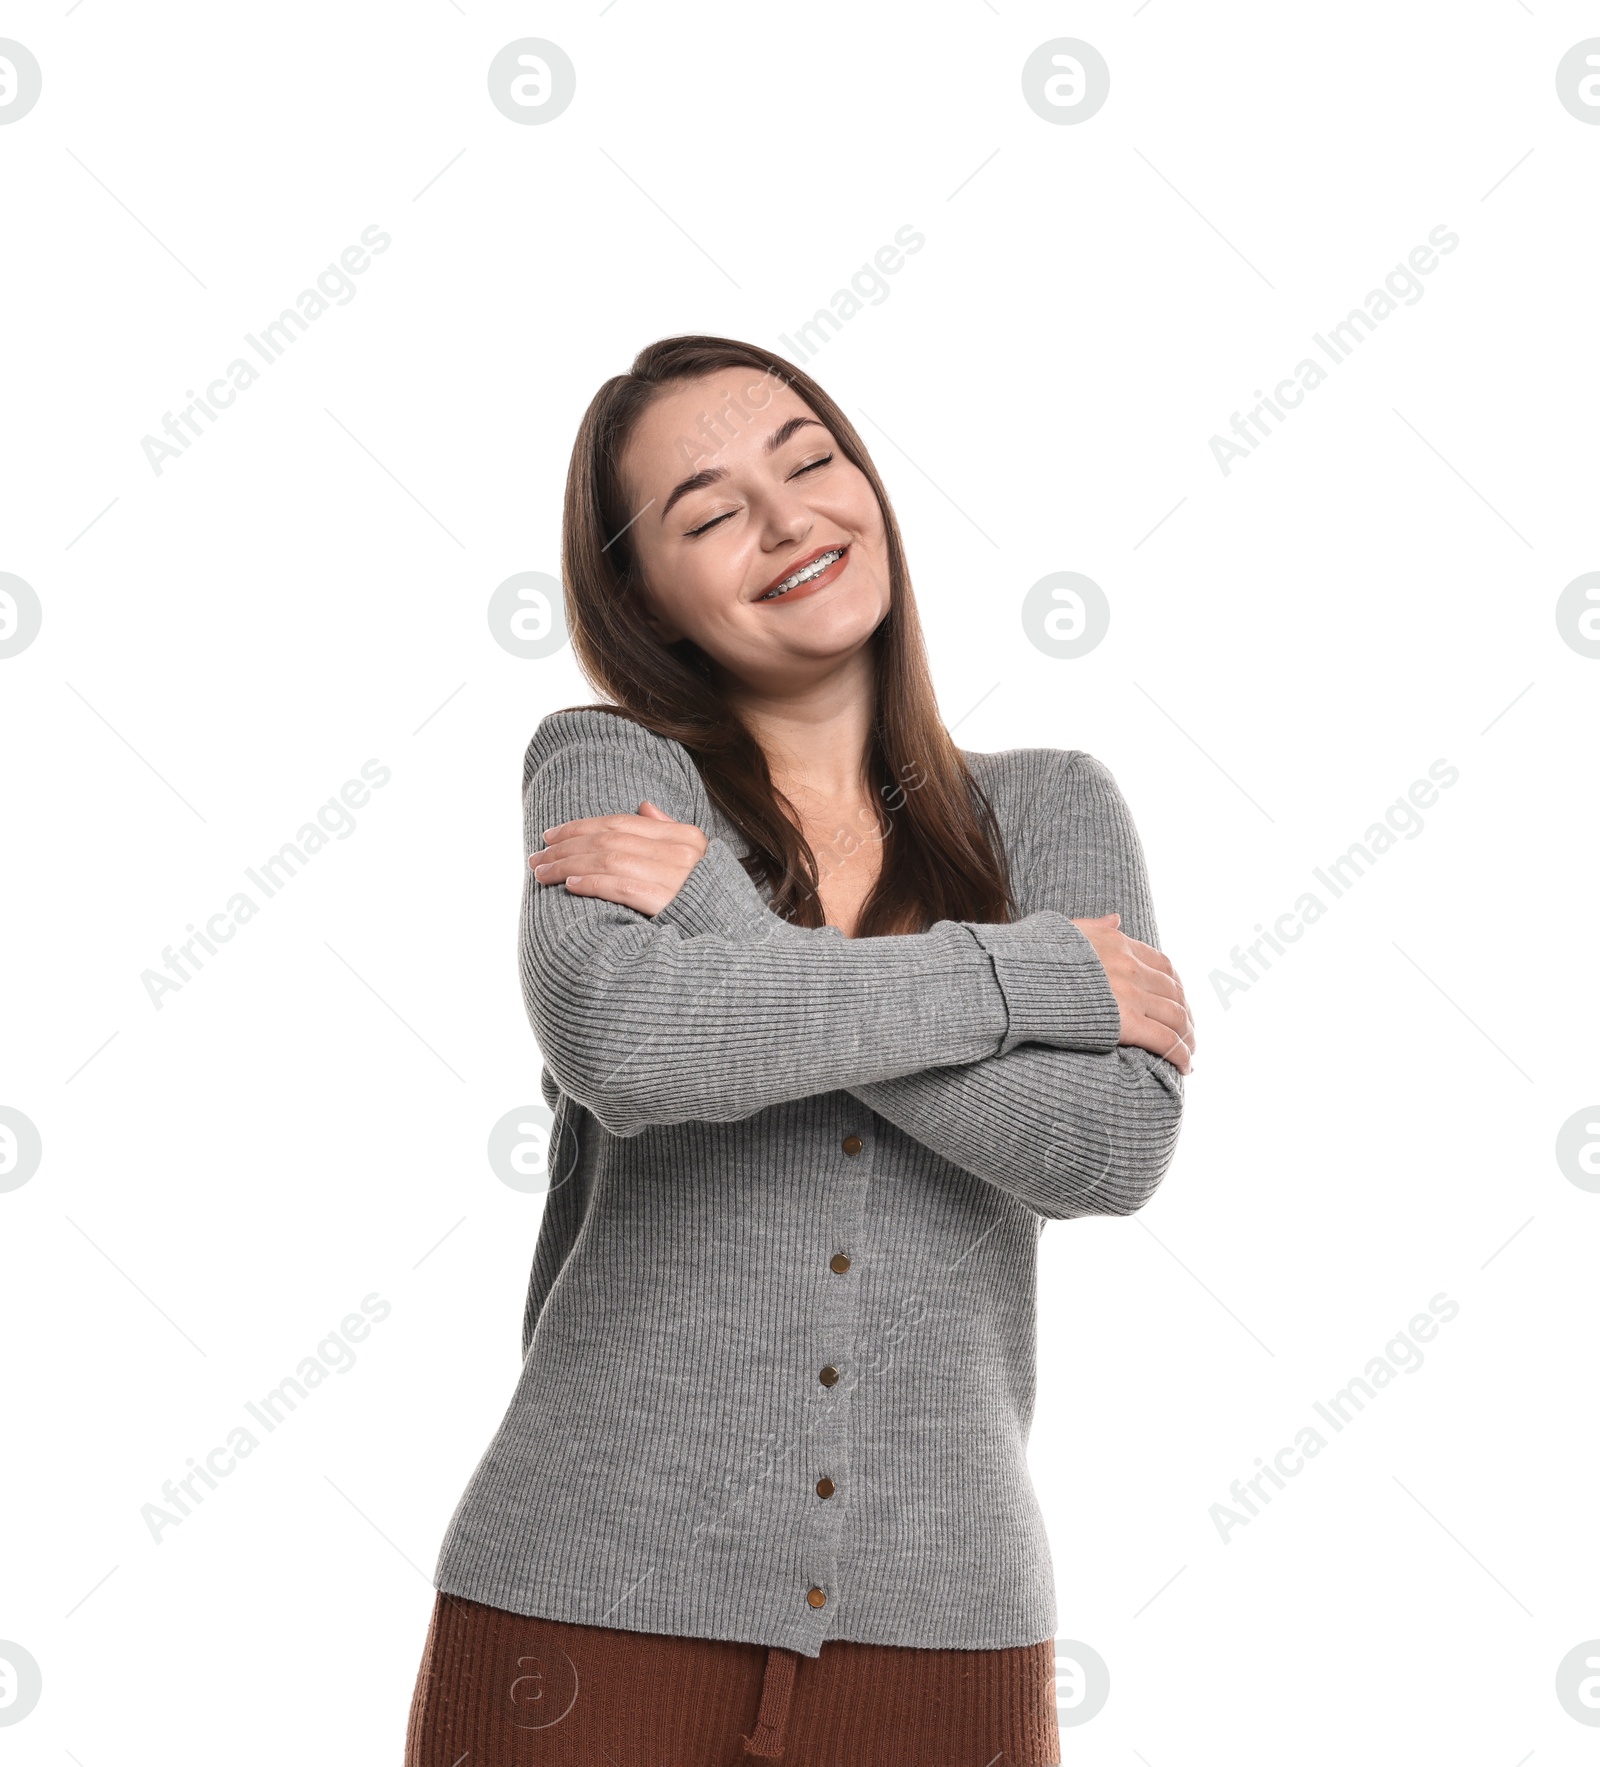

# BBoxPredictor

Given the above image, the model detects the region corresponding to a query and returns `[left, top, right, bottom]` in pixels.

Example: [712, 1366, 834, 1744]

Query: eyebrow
[658, 417, 827, 522]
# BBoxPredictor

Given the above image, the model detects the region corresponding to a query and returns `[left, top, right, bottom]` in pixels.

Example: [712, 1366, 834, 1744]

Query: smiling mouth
[757, 545, 848, 601]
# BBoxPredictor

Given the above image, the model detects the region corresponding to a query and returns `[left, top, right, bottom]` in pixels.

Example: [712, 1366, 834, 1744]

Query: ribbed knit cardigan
[432, 707, 1185, 1658]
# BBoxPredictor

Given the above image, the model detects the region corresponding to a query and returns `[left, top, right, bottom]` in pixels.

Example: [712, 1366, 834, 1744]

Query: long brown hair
[558, 334, 1016, 936]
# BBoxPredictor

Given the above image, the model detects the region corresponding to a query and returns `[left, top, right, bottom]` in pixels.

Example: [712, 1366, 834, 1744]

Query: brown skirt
[404, 1591, 1061, 1766]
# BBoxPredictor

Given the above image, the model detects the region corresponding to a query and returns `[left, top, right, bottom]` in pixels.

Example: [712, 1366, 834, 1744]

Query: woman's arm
[521, 709, 1127, 1138]
[646, 743, 1185, 1219]
[851, 1042, 1181, 1220]
[851, 751, 1184, 1216]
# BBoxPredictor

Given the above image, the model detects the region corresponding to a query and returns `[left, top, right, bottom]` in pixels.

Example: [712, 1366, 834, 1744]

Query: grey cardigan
[432, 706, 1184, 1657]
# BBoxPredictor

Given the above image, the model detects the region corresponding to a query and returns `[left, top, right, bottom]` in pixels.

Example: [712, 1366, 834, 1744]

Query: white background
[2, 2, 1597, 1761]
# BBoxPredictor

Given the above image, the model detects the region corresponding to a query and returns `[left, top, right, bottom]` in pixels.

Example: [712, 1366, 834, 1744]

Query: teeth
[763, 548, 844, 599]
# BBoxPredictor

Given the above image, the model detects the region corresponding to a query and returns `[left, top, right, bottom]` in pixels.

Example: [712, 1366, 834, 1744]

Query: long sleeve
[521, 710, 1134, 1139]
[445, 724, 1180, 1658]
[848, 751, 1184, 1217]
[647, 741, 1184, 1220]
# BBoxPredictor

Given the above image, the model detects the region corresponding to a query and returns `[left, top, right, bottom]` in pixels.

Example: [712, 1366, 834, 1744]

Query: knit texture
[432, 707, 1185, 1658]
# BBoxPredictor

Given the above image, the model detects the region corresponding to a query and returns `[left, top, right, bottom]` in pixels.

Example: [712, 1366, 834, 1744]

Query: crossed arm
[521, 708, 1185, 1220]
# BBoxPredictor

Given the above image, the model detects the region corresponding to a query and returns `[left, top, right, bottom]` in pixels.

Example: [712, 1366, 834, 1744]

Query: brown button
[841, 1134, 863, 1155]
[816, 1477, 836, 1499]
[806, 1586, 828, 1609]
[818, 1365, 839, 1387]
[829, 1252, 851, 1274]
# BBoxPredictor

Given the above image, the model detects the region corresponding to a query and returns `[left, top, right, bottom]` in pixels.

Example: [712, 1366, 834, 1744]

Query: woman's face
[617, 370, 892, 693]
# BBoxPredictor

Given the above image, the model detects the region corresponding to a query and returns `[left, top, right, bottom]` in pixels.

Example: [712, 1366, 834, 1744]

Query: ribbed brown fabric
[404, 1591, 1061, 1766]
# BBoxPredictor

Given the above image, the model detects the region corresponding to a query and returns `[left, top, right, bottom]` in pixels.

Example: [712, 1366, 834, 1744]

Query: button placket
[802, 1113, 872, 1622]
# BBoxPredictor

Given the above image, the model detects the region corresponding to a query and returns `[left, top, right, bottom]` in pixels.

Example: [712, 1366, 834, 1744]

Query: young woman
[403, 335, 1194, 1765]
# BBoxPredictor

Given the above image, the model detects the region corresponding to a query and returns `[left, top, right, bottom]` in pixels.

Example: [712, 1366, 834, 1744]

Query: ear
[633, 579, 684, 645]
[638, 605, 685, 645]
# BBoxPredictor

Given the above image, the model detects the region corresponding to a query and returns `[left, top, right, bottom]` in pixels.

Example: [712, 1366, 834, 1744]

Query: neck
[718, 647, 878, 808]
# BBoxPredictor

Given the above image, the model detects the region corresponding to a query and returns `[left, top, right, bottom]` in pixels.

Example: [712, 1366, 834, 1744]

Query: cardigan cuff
[653, 836, 781, 941]
[963, 911, 1123, 1056]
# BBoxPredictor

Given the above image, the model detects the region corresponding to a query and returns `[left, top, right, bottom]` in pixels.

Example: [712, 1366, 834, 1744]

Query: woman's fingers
[1142, 992, 1195, 1052]
[1127, 936, 1177, 980]
[532, 826, 699, 877]
[542, 809, 695, 845]
[533, 845, 667, 890]
[1145, 961, 1196, 1058]
[560, 872, 662, 915]
[1079, 918, 1196, 1068]
[532, 814, 706, 872]
[1127, 1007, 1194, 1072]
[1109, 936, 1190, 1017]
[1129, 949, 1185, 1005]
[537, 846, 675, 914]
[529, 812, 709, 918]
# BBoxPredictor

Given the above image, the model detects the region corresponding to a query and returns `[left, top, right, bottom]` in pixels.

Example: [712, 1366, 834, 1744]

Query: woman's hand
[1072, 913, 1196, 1074]
[529, 800, 709, 917]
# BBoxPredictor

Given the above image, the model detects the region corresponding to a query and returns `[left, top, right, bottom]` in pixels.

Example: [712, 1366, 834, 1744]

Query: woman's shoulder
[960, 745, 1140, 875]
[523, 703, 692, 783]
[523, 703, 710, 812]
[961, 743, 1148, 905]
[960, 742, 1120, 798]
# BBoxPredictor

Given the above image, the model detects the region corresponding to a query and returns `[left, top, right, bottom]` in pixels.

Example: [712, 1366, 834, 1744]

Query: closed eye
[683, 454, 835, 538]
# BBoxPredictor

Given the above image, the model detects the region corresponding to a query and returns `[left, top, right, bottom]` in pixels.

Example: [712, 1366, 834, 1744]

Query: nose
[754, 485, 812, 550]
